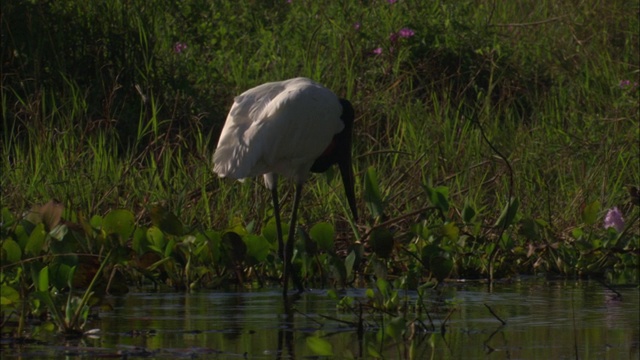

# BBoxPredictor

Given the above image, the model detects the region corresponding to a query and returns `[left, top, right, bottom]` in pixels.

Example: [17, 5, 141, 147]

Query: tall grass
[1, 0, 638, 279]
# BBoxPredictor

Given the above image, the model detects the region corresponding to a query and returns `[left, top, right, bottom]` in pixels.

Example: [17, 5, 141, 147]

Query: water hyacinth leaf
[423, 185, 450, 214]
[38, 265, 50, 292]
[494, 197, 519, 229]
[222, 231, 247, 263]
[581, 200, 600, 225]
[364, 166, 385, 219]
[149, 204, 185, 236]
[462, 202, 476, 223]
[421, 244, 441, 263]
[244, 234, 270, 262]
[262, 219, 279, 247]
[1, 207, 14, 228]
[309, 222, 335, 252]
[345, 250, 356, 280]
[103, 209, 135, 242]
[306, 335, 334, 356]
[89, 215, 103, 229]
[0, 285, 20, 308]
[430, 255, 453, 282]
[164, 238, 176, 258]
[195, 230, 221, 262]
[147, 226, 166, 253]
[25, 223, 46, 256]
[370, 227, 394, 258]
[15, 225, 29, 252]
[441, 222, 459, 240]
[376, 277, 390, 297]
[367, 344, 383, 358]
[2, 239, 21, 263]
[386, 316, 407, 341]
[50, 259, 77, 290]
[132, 227, 148, 255]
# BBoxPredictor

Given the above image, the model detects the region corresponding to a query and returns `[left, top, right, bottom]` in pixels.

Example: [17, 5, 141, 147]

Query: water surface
[2, 279, 638, 359]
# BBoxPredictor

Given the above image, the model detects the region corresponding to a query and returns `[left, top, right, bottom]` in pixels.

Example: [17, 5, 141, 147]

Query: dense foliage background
[1, 0, 638, 308]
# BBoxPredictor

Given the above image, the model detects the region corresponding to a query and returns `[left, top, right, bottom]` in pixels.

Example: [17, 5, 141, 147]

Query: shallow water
[2, 279, 638, 359]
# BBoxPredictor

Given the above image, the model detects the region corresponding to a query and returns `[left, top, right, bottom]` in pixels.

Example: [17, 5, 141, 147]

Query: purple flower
[173, 42, 187, 53]
[604, 207, 625, 232]
[354, 22, 361, 30]
[389, 32, 399, 43]
[388, 0, 397, 3]
[619, 79, 631, 88]
[398, 27, 415, 38]
[372, 47, 383, 55]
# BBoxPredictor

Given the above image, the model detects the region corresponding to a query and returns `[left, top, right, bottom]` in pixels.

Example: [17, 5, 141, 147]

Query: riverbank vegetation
[1, 0, 638, 338]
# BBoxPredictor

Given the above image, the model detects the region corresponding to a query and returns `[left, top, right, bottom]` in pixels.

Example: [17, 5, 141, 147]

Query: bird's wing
[213, 78, 343, 181]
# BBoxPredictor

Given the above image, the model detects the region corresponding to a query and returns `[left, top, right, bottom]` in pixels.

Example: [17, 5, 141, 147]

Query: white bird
[213, 77, 358, 296]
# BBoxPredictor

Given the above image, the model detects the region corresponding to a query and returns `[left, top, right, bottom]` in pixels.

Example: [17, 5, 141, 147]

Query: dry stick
[489, 16, 567, 27]
[597, 279, 622, 301]
[360, 206, 438, 240]
[440, 308, 456, 335]
[472, 116, 514, 282]
[484, 303, 506, 325]
[571, 291, 580, 360]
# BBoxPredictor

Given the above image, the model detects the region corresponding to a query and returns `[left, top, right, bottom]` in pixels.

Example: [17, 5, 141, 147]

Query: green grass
[1, 0, 638, 289]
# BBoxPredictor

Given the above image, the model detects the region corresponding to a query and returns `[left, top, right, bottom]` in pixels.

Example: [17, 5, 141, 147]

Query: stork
[213, 77, 358, 296]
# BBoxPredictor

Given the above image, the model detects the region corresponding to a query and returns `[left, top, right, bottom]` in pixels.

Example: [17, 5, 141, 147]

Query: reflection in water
[1, 280, 638, 359]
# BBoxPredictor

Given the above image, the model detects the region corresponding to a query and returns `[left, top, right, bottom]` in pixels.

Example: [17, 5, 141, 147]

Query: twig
[490, 16, 567, 27]
[484, 303, 506, 325]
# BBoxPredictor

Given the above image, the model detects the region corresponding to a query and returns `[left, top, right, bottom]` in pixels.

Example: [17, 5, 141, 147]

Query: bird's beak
[338, 146, 358, 222]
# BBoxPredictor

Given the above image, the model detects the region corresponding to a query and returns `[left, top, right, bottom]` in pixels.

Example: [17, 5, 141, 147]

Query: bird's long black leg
[271, 185, 284, 261]
[283, 183, 304, 297]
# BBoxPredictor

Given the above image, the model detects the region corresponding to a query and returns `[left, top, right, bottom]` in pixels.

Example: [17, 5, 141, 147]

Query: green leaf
[261, 219, 279, 247]
[430, 255, 453, 282]
[25, 223, 46, 256]
[364, 166, 385, 219]
[309, 222, 335, 252]
[494, 197, 519, 229]
[149, 204, 185, 236]
[147, 226, 166, 252]
[195, 230, 221, 262]
[344, 250, 356, 280]
[2, 239, 22, 263]
[132, 227, 148, 255]
[462, 202, 476, 223]
[441, 222, 459, 240]
[370, 227, 394, 258]
[244, 234, 270, 262]
[1, 207, 15, 229]
[386, 316, 406, 341]
[89, 215, 103, 229]
[423, 185, 450, 214]
[306, 335, 334, 356]
[38, 266, 50, 292]
[581, 200, 600, 225]
[103, 209, 135, 242]
[222, 231, 247, 263]
[0, 285, 20, 307]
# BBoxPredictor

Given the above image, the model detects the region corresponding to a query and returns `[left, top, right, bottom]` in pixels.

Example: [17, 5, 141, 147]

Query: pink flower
[173, 42, 187, 53]
[604, 207, 625, 232]
[388, 0, 397, 3]
[389, 32, 399, 43]
[372, 47, 383, 55]
[354, 22, 361, 30]
[398, 27, 415, 38]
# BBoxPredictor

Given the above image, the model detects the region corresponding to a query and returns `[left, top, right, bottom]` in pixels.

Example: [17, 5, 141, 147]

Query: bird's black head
[310, 98, 358, 222]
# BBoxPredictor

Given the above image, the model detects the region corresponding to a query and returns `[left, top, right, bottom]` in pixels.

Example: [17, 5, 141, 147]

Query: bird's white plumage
[213, 77, 344, 187]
